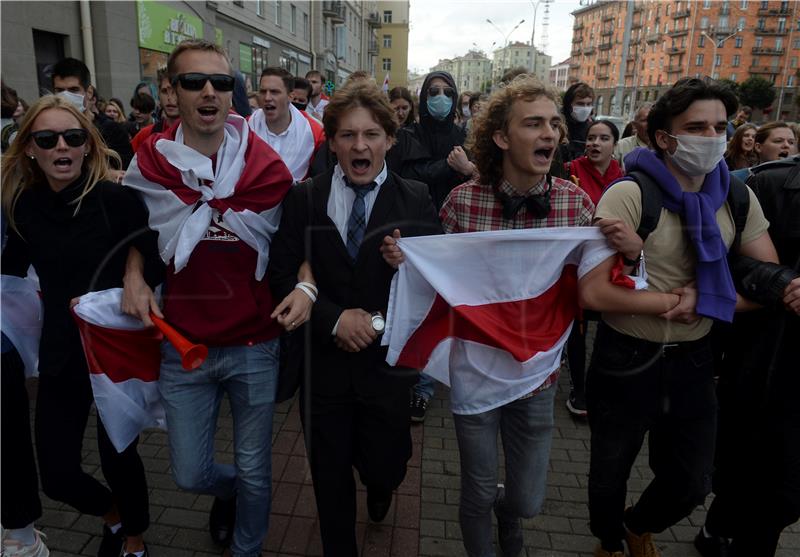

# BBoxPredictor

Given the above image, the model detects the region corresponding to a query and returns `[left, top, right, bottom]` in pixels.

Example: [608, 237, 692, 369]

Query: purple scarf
[624, 147, 736, 322]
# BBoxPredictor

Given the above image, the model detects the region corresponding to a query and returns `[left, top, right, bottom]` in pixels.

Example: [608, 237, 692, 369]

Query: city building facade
[2, 0, 390, 109]
[550, 57, 572, 91]
[377, 0, 410, 88]
[492, 41, 551, 84]
[431, 50, 493, 93]
[569, 0, 799, 121]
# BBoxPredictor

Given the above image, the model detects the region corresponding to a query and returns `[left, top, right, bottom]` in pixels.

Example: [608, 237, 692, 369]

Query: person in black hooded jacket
[560, 81, 595, 163]
[407, 71, 475, 211]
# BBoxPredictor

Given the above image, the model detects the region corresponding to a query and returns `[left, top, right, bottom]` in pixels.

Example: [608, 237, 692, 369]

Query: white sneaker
[2, 529, 50, 557]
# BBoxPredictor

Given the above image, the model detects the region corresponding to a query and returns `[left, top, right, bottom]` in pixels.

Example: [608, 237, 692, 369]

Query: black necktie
[344, 178, 378, 260]
[494, 177, 553, 220]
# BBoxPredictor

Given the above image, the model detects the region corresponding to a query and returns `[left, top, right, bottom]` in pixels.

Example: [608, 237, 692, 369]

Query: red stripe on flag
[74, 317, 163, 383]
[396, 265, 579, 369]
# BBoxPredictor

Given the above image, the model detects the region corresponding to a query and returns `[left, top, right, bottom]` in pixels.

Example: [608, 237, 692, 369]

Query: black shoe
[694, 528, 730, 557]
[98, 524, 124, 557]
[209, 495, 236, 547]
[367, 488, 393, 522]
[410, 393, 428, 423]
[494, 485, 523, 557]
[566, 390, 588, 417]
[120, 543, 150, 557]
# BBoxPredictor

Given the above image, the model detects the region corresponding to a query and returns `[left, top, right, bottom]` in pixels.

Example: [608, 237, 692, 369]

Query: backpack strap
[626, 169, 663, 243]
[727, 174, 750, 254]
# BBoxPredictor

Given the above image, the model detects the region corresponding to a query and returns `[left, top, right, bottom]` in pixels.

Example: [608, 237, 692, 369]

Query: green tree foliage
[737, 76, 776, 110]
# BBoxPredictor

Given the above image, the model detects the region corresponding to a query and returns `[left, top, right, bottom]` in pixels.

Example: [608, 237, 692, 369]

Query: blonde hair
[1, 95, 119, 230]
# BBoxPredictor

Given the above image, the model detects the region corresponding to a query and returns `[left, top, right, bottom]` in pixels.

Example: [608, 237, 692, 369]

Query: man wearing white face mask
[51, 58, 133, 172]
[578, 78, 779, 557]
[561, 82, 595, 163]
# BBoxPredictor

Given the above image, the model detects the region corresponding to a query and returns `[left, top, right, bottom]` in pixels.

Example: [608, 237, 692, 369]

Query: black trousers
[300, 384, 412, 557]
[705, 374, 800, 556]
[566, 310, 600, 395]
[586, 322, 717, 548]
[35, 354, 150, 536]
[1, 348, 42, 529]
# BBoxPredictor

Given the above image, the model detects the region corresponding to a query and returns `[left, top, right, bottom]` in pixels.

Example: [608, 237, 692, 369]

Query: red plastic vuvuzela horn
[150, 313, 208, 371]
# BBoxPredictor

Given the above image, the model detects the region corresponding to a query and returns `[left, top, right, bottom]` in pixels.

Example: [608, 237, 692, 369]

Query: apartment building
[377, 1, 410, 88]
[492, 41, 552, 84]
[550, 57, 572, 91]
[431, 50, 493, 93]
[569, 0, 799, 121]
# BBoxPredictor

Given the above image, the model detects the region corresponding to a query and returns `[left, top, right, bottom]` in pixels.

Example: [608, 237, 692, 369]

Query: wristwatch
[371, 311, 385, 334]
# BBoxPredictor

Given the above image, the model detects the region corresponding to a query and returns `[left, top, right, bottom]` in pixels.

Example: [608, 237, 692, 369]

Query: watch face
[371, 314, 386, 333]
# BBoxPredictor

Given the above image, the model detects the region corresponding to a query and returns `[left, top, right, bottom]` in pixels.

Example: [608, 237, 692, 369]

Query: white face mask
[57, 90, 86, 112]
[664, 133, 727, 176]
[572, 105, 592, 122]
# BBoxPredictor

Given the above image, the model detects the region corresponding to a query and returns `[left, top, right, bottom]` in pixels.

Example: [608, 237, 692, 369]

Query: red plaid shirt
[439, 175, 595, 397]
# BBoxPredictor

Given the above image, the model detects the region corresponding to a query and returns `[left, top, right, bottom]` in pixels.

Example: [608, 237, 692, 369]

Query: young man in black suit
[268, 82, 441, 556]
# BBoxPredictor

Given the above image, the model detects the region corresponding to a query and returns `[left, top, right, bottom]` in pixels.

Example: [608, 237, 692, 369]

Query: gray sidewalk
[33, 371, 800, 556]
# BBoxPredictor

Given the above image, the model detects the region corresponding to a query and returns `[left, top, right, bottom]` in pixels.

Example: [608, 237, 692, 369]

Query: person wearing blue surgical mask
[405, 71, 475, 424]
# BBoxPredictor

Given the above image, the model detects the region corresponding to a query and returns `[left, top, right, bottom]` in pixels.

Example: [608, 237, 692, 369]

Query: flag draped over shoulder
[1, 274, 43, 378]
[72, 288, 165, 453]
[383, 227, 615, 414]
[124, 113, 292, 280]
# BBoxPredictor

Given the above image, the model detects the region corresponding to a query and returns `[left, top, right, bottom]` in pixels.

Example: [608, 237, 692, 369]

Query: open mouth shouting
[532, 146, 554, 166]
[197, 105, 220, 124]
[350, 157, 372, 177]
[53, 156, 74, 170]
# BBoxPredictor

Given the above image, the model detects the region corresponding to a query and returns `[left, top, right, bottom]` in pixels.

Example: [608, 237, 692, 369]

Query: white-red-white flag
[1, 274, 43, 378]
[383, 227, 614, 414]
[73, 289, 166, 452]
[382, 73, 390, 93]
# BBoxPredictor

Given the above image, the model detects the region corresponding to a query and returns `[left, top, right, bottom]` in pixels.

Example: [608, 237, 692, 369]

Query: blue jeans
[159, 339, 279, 557]
[453, 384, 556, 557]
[413, 372, 436, 400]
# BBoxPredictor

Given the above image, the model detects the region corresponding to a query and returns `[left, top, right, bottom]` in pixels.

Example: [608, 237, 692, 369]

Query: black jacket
[723, 156, 800, 408]
[268, 168, 441, 397]
[407, 71, 469, 210]
[94, 112, 134, 169]
[1, 176, 162, 376]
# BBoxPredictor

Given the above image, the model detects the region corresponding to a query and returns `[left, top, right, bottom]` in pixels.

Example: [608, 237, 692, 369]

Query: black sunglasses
[172, 73, 235, 92]
[428, 86, 455, 97]
[31, 129, 88, 149]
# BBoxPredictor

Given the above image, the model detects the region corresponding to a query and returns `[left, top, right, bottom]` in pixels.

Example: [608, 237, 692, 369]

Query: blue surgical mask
[427, 94, 453, 120]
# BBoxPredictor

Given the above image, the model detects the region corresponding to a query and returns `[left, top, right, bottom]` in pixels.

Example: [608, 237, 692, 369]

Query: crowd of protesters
[1, 38, 799, 557]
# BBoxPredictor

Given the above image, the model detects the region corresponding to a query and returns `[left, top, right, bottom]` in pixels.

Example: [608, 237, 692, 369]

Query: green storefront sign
[137, 0, 203, 53]
[239, 44, 252, 74]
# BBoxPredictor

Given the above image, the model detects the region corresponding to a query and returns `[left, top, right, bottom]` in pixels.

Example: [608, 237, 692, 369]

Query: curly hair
[466, 76, 560, 187]
[724, 123, 757, 169]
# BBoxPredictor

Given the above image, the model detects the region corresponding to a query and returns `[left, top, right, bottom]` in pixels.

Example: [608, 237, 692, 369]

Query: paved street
[35, 370, 799, 557]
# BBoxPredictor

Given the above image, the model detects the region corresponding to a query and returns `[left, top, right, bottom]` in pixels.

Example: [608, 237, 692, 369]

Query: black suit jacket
[269, 168, 442, 397]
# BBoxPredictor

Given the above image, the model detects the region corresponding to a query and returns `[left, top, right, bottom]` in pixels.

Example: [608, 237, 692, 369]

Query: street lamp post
[701, 28, 740, 80]
[529, 1, 542, 80]
[487, 18, 526, 83]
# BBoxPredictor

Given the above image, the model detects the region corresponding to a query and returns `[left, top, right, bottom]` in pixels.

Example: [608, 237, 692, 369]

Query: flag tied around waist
[382, 227, 615, 414]
[72, 288, 166, 453]
[1, 274, 43, 378]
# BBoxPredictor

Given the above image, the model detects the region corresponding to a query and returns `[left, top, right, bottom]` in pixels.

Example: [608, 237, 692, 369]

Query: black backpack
[624, 170, 750, 253]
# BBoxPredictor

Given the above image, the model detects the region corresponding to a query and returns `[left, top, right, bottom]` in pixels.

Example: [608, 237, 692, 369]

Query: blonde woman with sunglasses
[1, 95, 161, 557]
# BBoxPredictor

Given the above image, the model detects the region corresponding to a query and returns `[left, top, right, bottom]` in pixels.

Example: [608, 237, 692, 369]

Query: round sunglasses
[172, 72, 235, 92]
[30, 128, 88, 149]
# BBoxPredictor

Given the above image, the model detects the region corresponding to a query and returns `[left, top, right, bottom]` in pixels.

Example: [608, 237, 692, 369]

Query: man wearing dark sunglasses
[122, 39, 295, 557]
[51, 57, 133, 175]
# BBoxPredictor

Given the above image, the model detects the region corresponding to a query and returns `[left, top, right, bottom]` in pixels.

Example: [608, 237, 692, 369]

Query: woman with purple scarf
[577, 78, 780, 557]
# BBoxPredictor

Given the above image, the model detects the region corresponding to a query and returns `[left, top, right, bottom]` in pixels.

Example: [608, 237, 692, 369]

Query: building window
[275, 0, 282, 26]
[696, 53, 704, 65]
[303, 12, 308, 39]
[757, 18, 765, 30]
[776, 38, 783, 49]
[255, 0, 263, 17]
[756, 36, 763, 47]
[735, 37, 743, 48]
[730, 73, 737, 82]
[778, 18, 786, 32]
[740, 0, 747, 8]
[382, 57, 392, 71]
[737, 17, 746, 31]
[719, 16, 728, 31]
[788, 75, 795, 86]
[795, 39, 800, 49]
[290, 5, 296, 34]
[733, 55, 740, 66]
[701, 17, 709, 29]
[703, 0, 711, 8]
[383, 34, 392, 48]
[791, 57, 798, 68]
[383, 10, 392, 24]
[760, 0, 768, 8]
[699, 35, 706, 47]
[715, 54, 721, 66]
